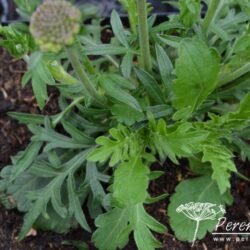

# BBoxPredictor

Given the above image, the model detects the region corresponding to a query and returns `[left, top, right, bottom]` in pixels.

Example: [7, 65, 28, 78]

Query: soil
[0, 48, 250, 250]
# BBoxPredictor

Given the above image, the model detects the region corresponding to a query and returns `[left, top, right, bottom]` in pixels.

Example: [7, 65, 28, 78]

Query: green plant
[0, 0, 250, 249]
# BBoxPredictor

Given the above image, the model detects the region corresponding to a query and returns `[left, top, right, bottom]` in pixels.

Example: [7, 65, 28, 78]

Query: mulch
[0, 48, 249, 250]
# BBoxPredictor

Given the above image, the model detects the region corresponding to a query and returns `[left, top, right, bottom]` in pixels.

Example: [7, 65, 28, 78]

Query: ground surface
[0, 48, 250, 250]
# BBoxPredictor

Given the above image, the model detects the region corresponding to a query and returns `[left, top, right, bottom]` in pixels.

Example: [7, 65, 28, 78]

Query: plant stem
[218, 62, 250, 87]
[192, 220, 200, 247]
[65, 46, 107, 106]
[137, 0, 152, 72]
[202, 0, 220, 32]
[52, 96, 84, 126]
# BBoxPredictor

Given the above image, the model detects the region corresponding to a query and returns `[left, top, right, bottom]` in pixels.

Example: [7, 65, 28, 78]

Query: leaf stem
[218, 62, 250, 87]
[65, 46, 107, 106]
[137, 0, 152, 72]
[202, 0, 220, 32]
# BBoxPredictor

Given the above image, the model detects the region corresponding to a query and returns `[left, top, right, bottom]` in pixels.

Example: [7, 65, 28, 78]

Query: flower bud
[30, 0, 81, 53]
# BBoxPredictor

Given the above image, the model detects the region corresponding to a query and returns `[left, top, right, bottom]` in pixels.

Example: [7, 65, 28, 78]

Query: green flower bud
[30, 0, 81, 53]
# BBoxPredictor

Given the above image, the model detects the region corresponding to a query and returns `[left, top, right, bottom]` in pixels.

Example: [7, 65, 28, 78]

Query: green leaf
[10, 141, 43, 180]
[228, 92, 250, 120]
[121, 52, 133, 78]
[61, 120, 95, 145]
[32, 73, 48, 109]
[18, 150, 90, 240]
[62, 240, 89, 250]
[168, 176, 228, 243]
[100, 76, 142, 112]
[158, 34, 181, 48]
[26, 53, 55, 109]
[101, 73, 136, 90]
[29, 161, 62, 178]
[132, 204, 166, 250]
[67, 173, 91, 232]
[82, 162, 110, 219]
[118, 0, 137, 33]
[202, 144, 237, 194]
[93, 204, 166, 250]
[233, 34, 250, 53]
[0, 25, 33, 58]
[93, 207, 131, 250]
[134, 67, 165, 104]
[234, 137, 250, 162]
[88, 125, 141, 166]
[113, 156, 149, 206]
[28, 122, 90, 152]
[111, 10, 129, 48]
[8, 112, 45, 124]
[179, 0, 201, 27]
[111, 103, 144, 125]
[83, 45, 134, 55]
[0, 166, 45, 212]
[18, 193, 50, 240]
[21, 70, 32, 87]
[150, 120, 208, 163]
[172, 38, 220, 117]
[155, 44, 174, 90]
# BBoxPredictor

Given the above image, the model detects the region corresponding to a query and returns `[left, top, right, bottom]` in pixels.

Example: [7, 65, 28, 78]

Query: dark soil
[0, 48, 250, 250]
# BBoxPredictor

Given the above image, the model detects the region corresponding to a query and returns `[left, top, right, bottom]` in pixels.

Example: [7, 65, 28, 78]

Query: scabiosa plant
[30, 0, 81, 53]
[1, 0, 250, 249]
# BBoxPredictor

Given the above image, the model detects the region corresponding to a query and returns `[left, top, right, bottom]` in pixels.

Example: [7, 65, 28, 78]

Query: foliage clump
[0, 0, 250, 249]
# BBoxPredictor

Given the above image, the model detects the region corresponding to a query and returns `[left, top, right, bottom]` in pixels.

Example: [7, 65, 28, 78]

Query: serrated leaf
[88, 125, 141, 166]
[93, 207, 131, 250]
[18, 150, 90, 240]
[113, 156, 149, 206]
[202, 144, 237, 194]
[93, 204, 166, 250]
[150, 120, 208, 163]
[132, 204, 166, 250]
[172, 38, 220, 117]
